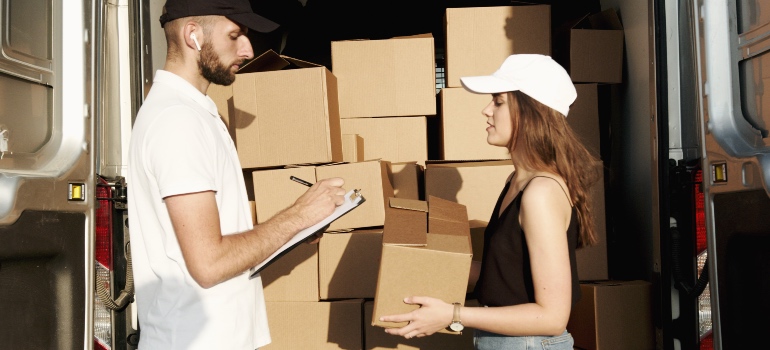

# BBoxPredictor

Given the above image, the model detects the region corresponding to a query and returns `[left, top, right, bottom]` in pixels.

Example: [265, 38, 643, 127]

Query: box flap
[389, 197, 428, 212]
[426, 233, 471, 255]
[240, 49, 323, 73]
[392, 33, 434, 40]
[283, 56, 322, 68]
[425, 159, 512, 168]
[240, 49, 290, 73]
[589, 8, 623, 30]
[427, 196, 470, 236]
[571, 13, 593, 30]
[383, 198, 427, 246]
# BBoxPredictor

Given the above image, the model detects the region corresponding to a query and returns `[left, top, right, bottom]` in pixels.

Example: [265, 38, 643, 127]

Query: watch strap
[452, 302, 461, 323]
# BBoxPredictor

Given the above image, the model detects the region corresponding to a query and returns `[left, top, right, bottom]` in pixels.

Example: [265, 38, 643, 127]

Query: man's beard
[199, 42, 240, 86]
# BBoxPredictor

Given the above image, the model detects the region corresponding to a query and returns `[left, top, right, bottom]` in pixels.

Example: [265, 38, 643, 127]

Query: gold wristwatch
[449, 302, 464, 332]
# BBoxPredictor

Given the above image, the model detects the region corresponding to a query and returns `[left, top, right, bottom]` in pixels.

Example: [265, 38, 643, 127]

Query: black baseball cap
[159, 0, 279, 33]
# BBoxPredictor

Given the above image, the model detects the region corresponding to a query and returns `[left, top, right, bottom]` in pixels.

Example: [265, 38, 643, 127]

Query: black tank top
[474, 176, 581, 307]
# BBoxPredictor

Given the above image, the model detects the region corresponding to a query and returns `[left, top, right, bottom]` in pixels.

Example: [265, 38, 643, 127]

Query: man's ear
[183, 22, 201, 52]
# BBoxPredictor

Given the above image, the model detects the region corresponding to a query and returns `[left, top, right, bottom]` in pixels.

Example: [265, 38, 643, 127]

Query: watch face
[450, 322, 464, 332]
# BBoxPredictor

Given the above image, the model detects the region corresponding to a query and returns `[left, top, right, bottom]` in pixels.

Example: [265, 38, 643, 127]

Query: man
[127, 1, 346, 349]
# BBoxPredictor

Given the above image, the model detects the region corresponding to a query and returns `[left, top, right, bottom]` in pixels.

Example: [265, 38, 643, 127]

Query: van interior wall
[250, 0, 603, 69]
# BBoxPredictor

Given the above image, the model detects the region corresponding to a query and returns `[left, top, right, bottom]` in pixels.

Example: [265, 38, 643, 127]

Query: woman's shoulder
[527, 172, 566, 187]
[522, 172, 572, 206]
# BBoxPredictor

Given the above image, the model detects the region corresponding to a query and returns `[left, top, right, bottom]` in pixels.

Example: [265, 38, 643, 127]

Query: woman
[379, 54, 600, 349]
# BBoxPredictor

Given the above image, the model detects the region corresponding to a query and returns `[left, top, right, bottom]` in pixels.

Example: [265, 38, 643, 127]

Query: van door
[694, 0, 770, 348]
[0, 0, 96, 349]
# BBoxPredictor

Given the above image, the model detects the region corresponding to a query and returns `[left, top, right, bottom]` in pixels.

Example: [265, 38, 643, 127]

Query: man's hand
[304, 225, 329, 245]
[291, 177, 346, 230]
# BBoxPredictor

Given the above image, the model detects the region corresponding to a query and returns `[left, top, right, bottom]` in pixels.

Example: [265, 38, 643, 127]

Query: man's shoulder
[138, 87, 199, 119]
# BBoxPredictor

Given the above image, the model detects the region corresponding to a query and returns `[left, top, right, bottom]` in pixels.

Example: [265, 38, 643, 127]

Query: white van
[0, 0, 767, 349]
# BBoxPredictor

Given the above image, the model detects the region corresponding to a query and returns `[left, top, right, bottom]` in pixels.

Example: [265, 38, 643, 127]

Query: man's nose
[238, 36, 254, 60]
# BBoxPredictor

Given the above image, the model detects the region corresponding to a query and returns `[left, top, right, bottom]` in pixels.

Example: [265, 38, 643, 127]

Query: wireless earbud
[190, 33, 201, 51]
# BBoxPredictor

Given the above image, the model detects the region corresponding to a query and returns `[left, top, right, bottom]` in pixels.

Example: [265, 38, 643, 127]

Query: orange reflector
[711, 162, 727, 183]
[68, 183, 86, 201]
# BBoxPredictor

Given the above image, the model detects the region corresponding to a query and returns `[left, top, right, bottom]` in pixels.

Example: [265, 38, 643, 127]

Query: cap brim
[227, 12, 280, 33]
[460, 75, 519, 94]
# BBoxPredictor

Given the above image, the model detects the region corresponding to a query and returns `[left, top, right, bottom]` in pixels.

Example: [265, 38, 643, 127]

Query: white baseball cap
[460, 54, 577, 117]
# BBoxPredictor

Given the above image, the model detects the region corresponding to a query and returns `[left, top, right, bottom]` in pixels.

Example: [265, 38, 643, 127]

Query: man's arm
[165, 177, 345, 288]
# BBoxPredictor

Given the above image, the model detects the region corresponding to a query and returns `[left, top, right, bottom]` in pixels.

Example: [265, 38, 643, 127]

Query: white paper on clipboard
[249, 189, 365, 278]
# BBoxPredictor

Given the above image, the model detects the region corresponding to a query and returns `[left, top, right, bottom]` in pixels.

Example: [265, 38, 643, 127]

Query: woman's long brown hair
[506, 91, 601, 247]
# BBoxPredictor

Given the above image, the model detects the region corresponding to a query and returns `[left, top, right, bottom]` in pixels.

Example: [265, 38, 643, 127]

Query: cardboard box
[252, 166, 317, 225]
[207, 83, 234, 138]
[252, 161, 393, 231]
[331, 35, 436, 118]
[391, 162, 424, 200]
[568, 84, 601, 158]
[364, 300, 477, 349]
[263, 299, 364, 350]
[555, 9, 625, 83]
[372, 196, 472, 332]
[260, 242, 319, 301]
[424, 160, 515, 228]
[340, 117, 428, 165]
[319, 229, 382, 299]
[439, 88, 511, 160]
[232, 50, 342, 169]
[444, 5, 551, 87]
[249, 201, 257, 225]
[569, 84, 612, 161]
[576, 161, 608, 281]
[316, 160, 394, 230]
[342, 134, 364, 162]
[567, 280, 653, 350]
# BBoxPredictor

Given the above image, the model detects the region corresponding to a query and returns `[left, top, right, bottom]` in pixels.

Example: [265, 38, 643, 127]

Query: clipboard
[249, 189, 366, 278]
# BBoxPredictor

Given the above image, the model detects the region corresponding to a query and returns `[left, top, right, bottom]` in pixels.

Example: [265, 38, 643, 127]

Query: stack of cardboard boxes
[207, 4, 650, 349]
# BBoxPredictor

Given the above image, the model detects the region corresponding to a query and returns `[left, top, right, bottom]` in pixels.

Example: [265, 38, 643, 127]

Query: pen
[289, 176, 313, 187]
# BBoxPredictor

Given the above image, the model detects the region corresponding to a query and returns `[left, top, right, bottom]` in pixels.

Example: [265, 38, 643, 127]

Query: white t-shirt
[127, 70, 270, 350]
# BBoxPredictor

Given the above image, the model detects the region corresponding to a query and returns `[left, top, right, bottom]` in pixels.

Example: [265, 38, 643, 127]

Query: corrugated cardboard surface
[207, 83, 234, 137]
[439, 88, 511, 161]
[260, 242, 319, 301]
[331, 36, 436, 118]
[364, 300, 477, 349]
[428, 196, 471, 237]
[264, 299, 363, 350]
[568, 84, 601, 158]
[569, 30, 624, 83]
[567, 280, 653, 350]
[575, 161, 608, 281]
[424, 160, 514, 228]
[383, 198, 428, 246]
[568, 9, 625, 83]
[340, 116, 428, 165]
[233, 67, 342, 169]
[316, 160, 394, 230]
[373, 196, 472, 332]
[341, 134, 364, 162]
[444, 5, 551, 87]
[249, 201, 256, 225]
[251, 166, 317, 224]
[319, 229, 382, 299]
[390, 162, 424, 200]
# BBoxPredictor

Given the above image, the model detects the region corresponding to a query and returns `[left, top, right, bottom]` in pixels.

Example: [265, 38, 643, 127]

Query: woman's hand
[379, 296, 455, 339]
